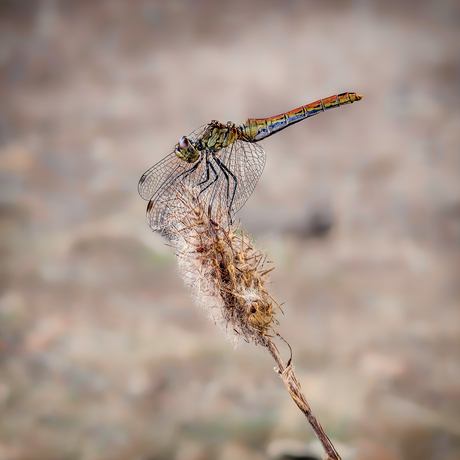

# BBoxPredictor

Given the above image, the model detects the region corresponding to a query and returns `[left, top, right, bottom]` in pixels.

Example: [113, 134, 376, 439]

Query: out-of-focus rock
[287, 206, 334, 239]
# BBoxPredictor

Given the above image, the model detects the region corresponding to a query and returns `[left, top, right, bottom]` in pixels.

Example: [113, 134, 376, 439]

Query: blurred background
[1, 0, 459, 459]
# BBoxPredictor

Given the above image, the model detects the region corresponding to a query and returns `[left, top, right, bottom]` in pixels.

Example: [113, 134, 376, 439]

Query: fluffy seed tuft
[164, 185, 280, 345]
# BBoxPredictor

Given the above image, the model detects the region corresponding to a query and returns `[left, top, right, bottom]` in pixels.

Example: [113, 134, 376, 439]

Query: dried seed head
[164, 185, 280, 345]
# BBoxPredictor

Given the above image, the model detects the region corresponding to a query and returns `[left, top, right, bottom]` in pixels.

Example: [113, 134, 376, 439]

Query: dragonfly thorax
[175, 136, 200, 163]
[200, 121, 241, 151]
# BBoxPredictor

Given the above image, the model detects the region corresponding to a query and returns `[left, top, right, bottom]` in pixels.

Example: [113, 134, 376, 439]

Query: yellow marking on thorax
[201, 122, 240, 151]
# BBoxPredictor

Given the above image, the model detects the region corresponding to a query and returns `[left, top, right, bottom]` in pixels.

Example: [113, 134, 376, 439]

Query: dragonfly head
[175, 136, 200, 163]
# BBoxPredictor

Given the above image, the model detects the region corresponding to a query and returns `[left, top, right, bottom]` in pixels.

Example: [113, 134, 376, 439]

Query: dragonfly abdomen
[240, 92, 362, 142]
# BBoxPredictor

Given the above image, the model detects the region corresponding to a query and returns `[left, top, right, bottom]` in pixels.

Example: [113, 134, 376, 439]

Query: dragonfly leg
[198, 159, 219, 194]
[214, 156, 238, 217]
[197, 153, 212, 187]
[173, 160, 201, 184]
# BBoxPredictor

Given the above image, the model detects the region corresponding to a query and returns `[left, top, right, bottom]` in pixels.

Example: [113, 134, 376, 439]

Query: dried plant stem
[265, 339, 341, 460]
[163, 185, 342, 460]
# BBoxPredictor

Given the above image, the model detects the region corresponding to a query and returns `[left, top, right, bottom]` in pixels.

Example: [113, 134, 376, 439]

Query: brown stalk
[265, 339, 341, 460]
[162, 185, 342, 460]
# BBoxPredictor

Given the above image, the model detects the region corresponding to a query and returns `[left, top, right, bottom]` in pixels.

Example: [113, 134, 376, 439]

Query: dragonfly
[139, 92, 362, 231]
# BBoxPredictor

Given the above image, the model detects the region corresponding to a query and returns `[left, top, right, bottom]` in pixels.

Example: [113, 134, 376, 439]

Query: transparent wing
[216, 139, 266, 215]
[138, 125, 207, 201]
[138, 150, 184, 201]
[144, 154, 208, 231]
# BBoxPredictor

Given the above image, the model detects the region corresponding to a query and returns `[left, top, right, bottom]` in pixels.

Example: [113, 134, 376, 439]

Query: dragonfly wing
[139, 152, 197, 230]
[138, 125, 208, 201]
[212, 140, 266, 215]
[145, 153, 219, 230]
[138, 151, 183, 201]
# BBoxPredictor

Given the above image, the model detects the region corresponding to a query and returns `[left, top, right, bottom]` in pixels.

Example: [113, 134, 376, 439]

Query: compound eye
[179, 136, 189, 149]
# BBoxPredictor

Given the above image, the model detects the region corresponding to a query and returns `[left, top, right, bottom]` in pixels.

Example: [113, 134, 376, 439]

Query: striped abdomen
[240, 92, 362, 142]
